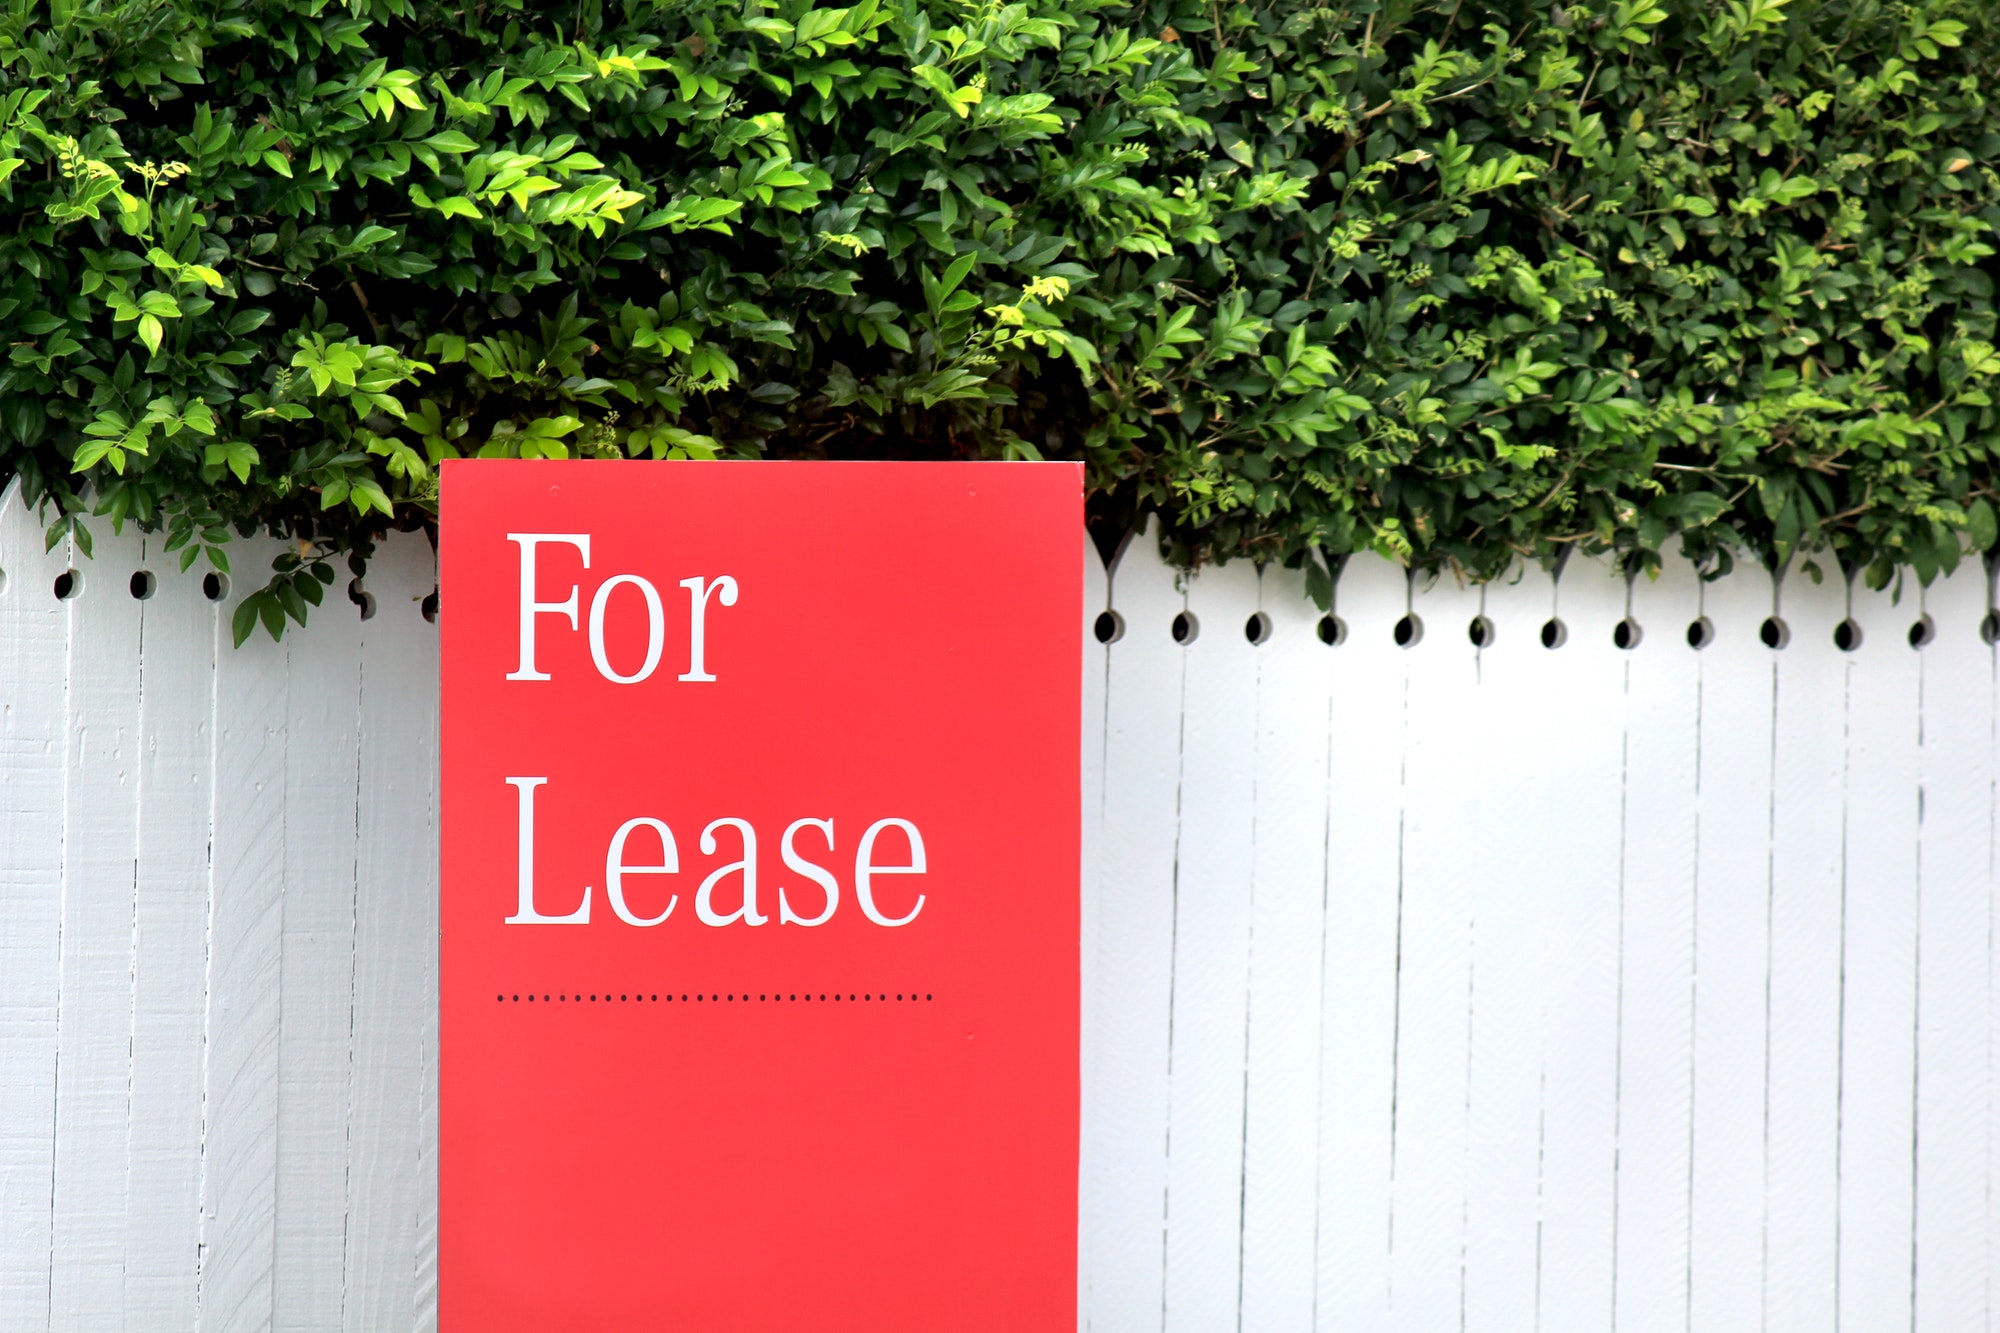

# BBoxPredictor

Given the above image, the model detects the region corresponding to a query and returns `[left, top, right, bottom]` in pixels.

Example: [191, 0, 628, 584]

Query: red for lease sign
[438, 460, 1081, 1331]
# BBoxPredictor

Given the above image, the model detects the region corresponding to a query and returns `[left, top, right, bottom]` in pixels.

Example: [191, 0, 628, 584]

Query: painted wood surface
[1, 478, 1997, 1330]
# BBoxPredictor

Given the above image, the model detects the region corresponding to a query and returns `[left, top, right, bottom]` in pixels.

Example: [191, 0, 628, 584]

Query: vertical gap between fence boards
[197, 556, 224, 1330]
[1230, 568, 1266, 1333]
[48, 527, 72, 1328]
[1760, 651, 1780, 1330]
[124, 538, 149, 1326]
[1607, 649, 1631, 1332]
[1833, 596, 1853, 1327]
[1156, 577, 1191, 1333]
[1308, 679, 1336, 1333]
[1384, 637, 1411, 1312]
[339, 628, 366, 1325]
[1908, 607, 1925, 1330]
[1686, 572, 1708, 1333]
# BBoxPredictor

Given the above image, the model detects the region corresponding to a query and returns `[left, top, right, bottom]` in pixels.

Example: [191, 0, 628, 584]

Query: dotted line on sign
[495, 992, 936, 1003]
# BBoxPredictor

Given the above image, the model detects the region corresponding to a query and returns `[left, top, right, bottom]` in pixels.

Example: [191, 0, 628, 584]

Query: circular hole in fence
[1467, 615, 1494, 649]
[1686, 617, 1716, 650]
[1245, 611, 1272, 646]
[1170, 610, 1199, 645]
[1093, 610, 1124, 644]
[1833, 618, 1863, 652]
[129, 570, 156, 600]
[348, 577, 377, 621]
[1613, 618, 1643, 650]
[202, 572, 229, 603]
[1392, 613, 1424, 648]
[1983, 610, 2000, 646]
[421, 589, 440, 624]
[1540, 617, 1569, 649]
[53, 569, 81, 601]
[1316, 614, 1347, 646]
[1908, 615, 1936, 650]
[1760, 616, 1791, 649]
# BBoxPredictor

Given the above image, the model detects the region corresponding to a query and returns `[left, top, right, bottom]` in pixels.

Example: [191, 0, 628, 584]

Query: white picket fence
[3, 477, 1998, 1331]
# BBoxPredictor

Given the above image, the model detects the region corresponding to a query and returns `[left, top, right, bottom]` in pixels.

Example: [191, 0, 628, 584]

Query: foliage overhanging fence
[1, 0, 1998, 639]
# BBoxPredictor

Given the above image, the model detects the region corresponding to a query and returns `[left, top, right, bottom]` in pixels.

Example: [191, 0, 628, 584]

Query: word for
[506, 533, 737, 684]
[504, 777, 927, 928]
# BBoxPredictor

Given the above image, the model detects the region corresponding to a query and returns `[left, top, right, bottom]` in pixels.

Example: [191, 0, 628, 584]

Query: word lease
[505, 777, 927, 929]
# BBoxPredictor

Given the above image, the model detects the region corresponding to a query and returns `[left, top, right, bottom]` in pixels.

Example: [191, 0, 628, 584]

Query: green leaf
[258, 590, 286, 639]
[1969, 498, 1998, 551]
[232, 594, 261, 648]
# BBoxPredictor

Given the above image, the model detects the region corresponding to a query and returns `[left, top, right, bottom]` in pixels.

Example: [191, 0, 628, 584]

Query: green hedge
[1, 0, 1995, 638]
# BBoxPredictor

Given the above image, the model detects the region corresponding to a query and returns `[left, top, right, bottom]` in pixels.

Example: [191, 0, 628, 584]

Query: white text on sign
[503, 777, 927, 929]
[505, 532, 737, 683]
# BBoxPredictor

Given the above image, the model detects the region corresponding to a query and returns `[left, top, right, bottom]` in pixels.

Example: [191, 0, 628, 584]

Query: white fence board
[1388, 566, 1480, 1329]
[1237, 563, 1332, 1333]
[127, 535, 217, 1328]
[200, 535, 292, 1333]
[1688, 557, 1779, 1326]
[1610, 554, 1704, 1333]
[1078, 533, 1110, 1326]
[407, 557, 441, 1333]
[1916, 562, 1995, 1331]
[1536, 555, 1629, 1333]
[1082, 516, 1182, 1333]
[1313, 552, 1409, 1329]
[0, 482, 67, 1329]
[1161, 556, 1260, 1333]
[344, 541, 441, 1332]
[1765, 571, 1848, 1329]
[0, 477, 1997, 1332]
[273, 578, 363, 1331]
[1461, 562, 1556, 1329]
[51, 522, 143, 1331]
[1838, 571, 1923, 1329]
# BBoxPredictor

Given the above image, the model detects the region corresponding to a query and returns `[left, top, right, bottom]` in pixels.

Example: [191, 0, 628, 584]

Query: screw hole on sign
[1908, 615, 1936, 649]
[1467, 615, 1494, 649]
[1983, 611, 2000, 646]
[1244, 611, 1272, 645]
[1392, 613, 1424, 648]
[1686, 617, 1716, 650]
[1170, 610, 1199, 644]
[1316, 614, 1346, 646]
[202, 572, 229, 603]
[129, 570, 156, 600]
[52, 569, 80, 600]
[349, 577, 377, 621]
[1540, 618, 1568, 649]
[1760, 616, 1791, 649]
[1092, 610, 1124, 644]
[1613, 618, 1643, 650]
[421, 589, 440, 624]
[1833, 619, 1863, 652]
